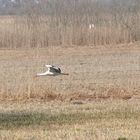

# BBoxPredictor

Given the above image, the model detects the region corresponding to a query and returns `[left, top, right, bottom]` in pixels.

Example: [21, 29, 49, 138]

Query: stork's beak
[34, 74, 39, 78]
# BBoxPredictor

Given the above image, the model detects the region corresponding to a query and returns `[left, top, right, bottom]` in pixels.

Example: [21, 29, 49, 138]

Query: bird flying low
[37, 65, 69, 76]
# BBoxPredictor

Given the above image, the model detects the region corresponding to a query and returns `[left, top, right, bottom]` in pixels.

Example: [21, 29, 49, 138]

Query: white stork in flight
[37, 65, 69, 76]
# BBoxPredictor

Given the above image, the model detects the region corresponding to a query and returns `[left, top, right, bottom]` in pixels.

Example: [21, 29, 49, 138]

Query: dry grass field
[0, 1, 140, 139]
[0, 42, 140, 140]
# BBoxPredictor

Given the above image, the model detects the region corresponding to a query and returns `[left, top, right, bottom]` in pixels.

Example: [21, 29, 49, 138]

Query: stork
[37, 65, 69, 76]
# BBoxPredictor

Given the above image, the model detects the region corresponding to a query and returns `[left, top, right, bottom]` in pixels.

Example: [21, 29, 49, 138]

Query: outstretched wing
[45, 65, 61, 73]
[50, 67, 61, 73]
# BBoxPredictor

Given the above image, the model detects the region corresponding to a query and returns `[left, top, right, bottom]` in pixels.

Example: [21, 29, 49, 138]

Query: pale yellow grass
[0, 16, 139, 49]
[0, 43, 140, 101]
[0, 119, 139, 140]
[0, 100, 140, 140]
[0, 43, 140, 139]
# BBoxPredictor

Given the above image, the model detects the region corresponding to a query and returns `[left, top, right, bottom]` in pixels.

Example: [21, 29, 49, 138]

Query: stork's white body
[37, 65, 68, 76]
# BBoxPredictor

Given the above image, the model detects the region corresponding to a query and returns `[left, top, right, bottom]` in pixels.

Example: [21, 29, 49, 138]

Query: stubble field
[0, 43, 140, 140]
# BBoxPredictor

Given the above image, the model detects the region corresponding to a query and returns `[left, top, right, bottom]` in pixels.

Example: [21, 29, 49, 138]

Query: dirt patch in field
[64, 90, 134, 102]
[0, 87, 137, 102]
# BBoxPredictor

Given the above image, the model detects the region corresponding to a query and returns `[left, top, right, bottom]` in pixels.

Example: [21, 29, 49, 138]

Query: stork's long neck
[37, 71, 49, 76]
